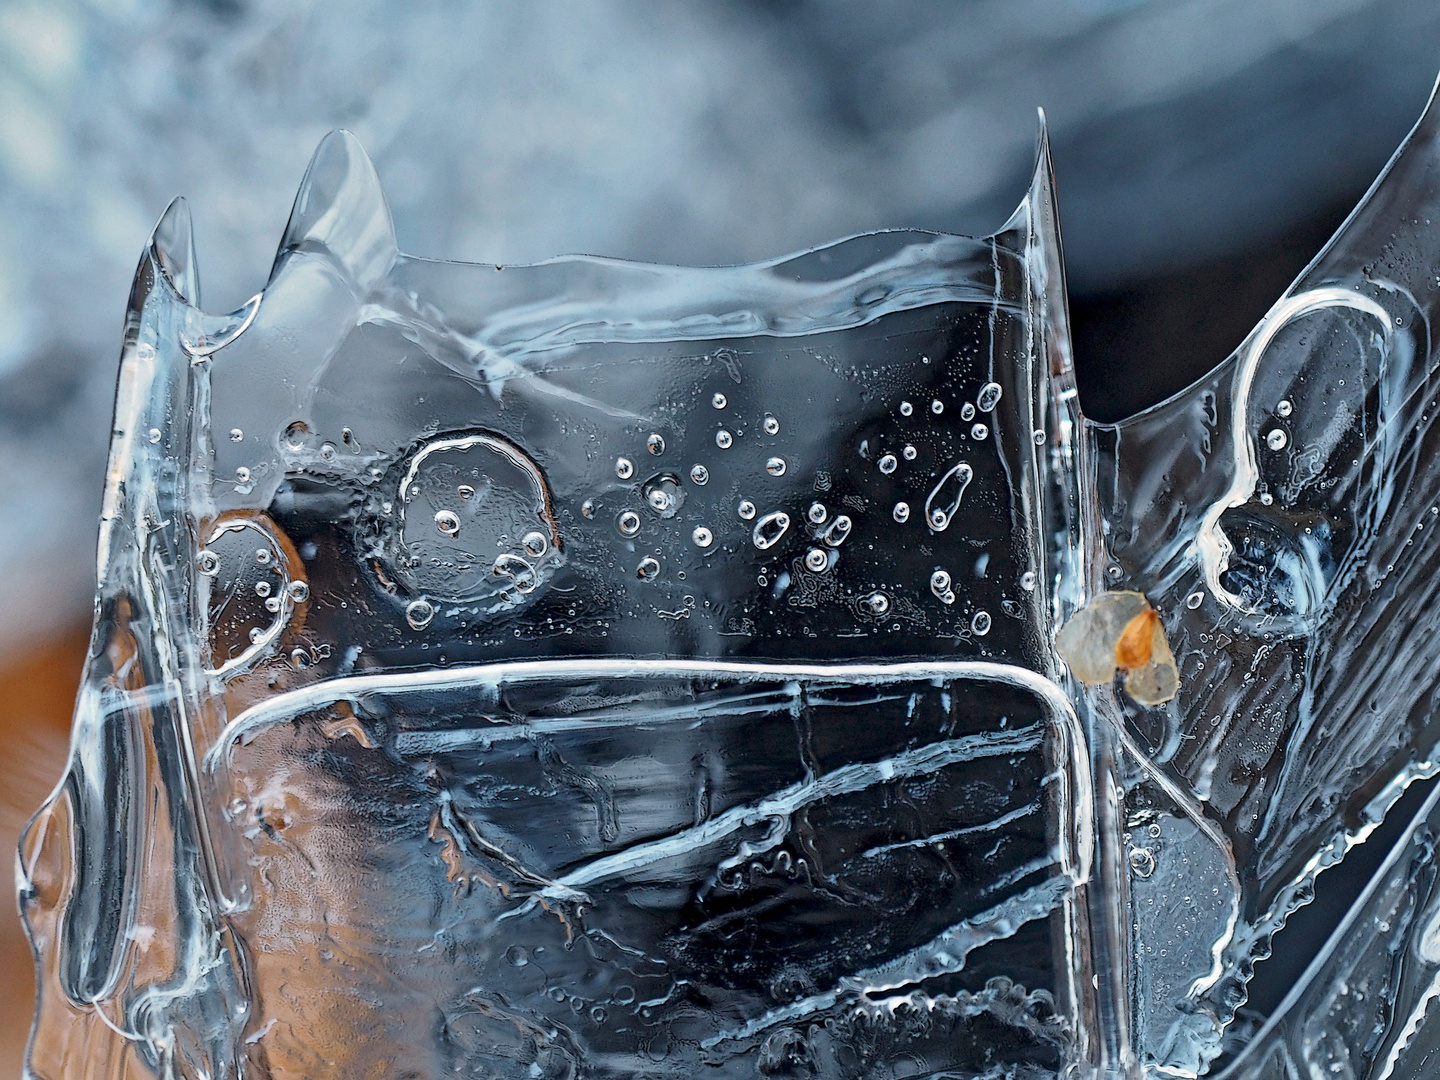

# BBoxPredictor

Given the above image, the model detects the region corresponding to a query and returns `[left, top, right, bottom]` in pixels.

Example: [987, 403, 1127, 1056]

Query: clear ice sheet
[26, 74, 1440, 1080]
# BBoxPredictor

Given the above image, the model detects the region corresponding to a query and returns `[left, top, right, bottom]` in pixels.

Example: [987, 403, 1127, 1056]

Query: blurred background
[1, 0, 1438, 1073]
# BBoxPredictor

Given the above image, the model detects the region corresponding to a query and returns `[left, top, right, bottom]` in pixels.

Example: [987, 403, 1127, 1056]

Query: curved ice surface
[29, 71, 1440, 1079]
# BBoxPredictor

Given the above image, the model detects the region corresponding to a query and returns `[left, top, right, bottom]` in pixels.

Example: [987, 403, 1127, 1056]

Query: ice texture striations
[26, 73, 1440, 1080]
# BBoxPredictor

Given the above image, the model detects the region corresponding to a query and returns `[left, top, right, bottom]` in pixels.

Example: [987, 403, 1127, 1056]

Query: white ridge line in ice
[700, 876, 1071, 1049]
[857, 801, 1040, 859]
[540, 725, 1043, 895]
[1197, 286, 1392, 610]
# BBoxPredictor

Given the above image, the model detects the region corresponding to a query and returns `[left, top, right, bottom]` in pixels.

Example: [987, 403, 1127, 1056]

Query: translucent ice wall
[26, 72, 1440, 1079]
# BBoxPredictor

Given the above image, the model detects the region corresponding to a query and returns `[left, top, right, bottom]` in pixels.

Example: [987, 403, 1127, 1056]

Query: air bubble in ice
[899, 400, 913, 416]
[434, 510, 460, 537]
[522, 531, 548, 558]
[405, 599, 434, 629]
[636, 557, 660, 581]
[690, 464, 709, 485]
[863, 591, 890, 615]
[287, 580, 309, 603]
[804, 548, 828, 572]
[493, 554, 538, 593]
[264, 596, 280, 613]
[893, 502, 910, 523]
[930, 571, 955, 605]
[198, 549, 220, 576]
[616, 457, 635, 479]
[1128, 847, 1156, 879]
[1276, 398, 1294, 417]
[765, 456, 787, 477]
[236, 466, 251, 484]
[808, 502, 827, 523]
[763, 414, 780, 435]
[581, 499, 596, 519]
[903, 445, 917, 460]
[971, 610, 992, 636]
[148, 427, 162, 444]
[254, 548, 271, 565]
[878, 454, 898, 475]
[1020, 571, 1037, 592]
[931, 399, 944, 414]
[924, 462, 973, 533]
[320, 442, 337, 462]
[643, 474, 684, 517]
[254, 581, 271, 598]
[692, 526, 713, 549]
[617, 511, 641, 537]
[1186, 590, 1204, 609]
[752, 511, 791, 550]
[716, 430, 733, 449]
[971, 423, 989, 441]
[229, 428, 243, 442]
[977, 382, 1003, 412]
[1266, 428, 1288, 451]
[822, 514, 852, 546]
[711, 392, 727, 409]
[960, 403, 976, 422]
[457, 485, 475, 500]
[738, 500, 757, 520]
[647, 434, 665, 455]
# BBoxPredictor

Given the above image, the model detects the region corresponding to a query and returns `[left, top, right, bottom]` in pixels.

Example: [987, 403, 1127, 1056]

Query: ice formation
[23, 73, 1440, 1079]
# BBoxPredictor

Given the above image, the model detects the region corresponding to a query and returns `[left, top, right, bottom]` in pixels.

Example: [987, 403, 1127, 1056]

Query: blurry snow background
[1, 0, 1438, 656]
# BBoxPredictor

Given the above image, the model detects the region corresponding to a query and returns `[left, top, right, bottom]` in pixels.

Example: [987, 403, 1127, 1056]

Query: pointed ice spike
[150, 196, 200, 307]
[274, 129, 397, 291]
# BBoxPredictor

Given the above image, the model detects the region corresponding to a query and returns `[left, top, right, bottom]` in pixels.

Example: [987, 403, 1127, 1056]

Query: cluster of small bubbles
[930, 570, 955, 605]
[805, 548, 828, 572]
[893, 502, 911, 523]
[148, 427, 162, 444]
[636, 557, 661, 581]
[763, 414, 780, 435]
[690, 464, 709, 485]
[931, 399, 944, 415]
[878, 453, 898, 475]
[863, 591, 890, 615]
[977, 382, 1003, 412]
[405, 599, 435, 630]
[254, 548, 272, 566]
[738, 500, 757, 520]
[522, 531, 548, 558]
[712, 392, 728, 409]
[617, 511, 641, 537]
[254, 580, 272, 598]
[971, 610, 992, 636]
[692, 526, 714, 549]
[971, 423, 989, 441]
[960, 402, 976, 422]
[808, 502, 828, 524]
[1276, 399, 1294, 418]
[1186, 590, 1205, 609]
[229, 428, 244, 442]
[902, 444, 917, 460]
[822, 514, 852, 546]
[434, 510, 461, 537]
[899, 400, 914, 416]
[236, 466, 251, 484]
[581, 499, 596, 519]
[752, 511, 791, 550]
[287, 580, 309, 603]
[766, 456, 787, 477]
[457, 484, 475, 500]
[1266, 428, 1288, 451]
[616, 457, 635, 479]
[198, 549, 220, 576]
[647, 434, 665, 456]
[1019, 571, 1037, 592]
[716, 430, 733, 449]
[1128, 847, 1156, 878]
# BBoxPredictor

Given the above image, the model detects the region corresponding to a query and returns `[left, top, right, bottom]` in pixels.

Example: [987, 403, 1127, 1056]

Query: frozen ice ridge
[23, 73, 1440, 1079]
